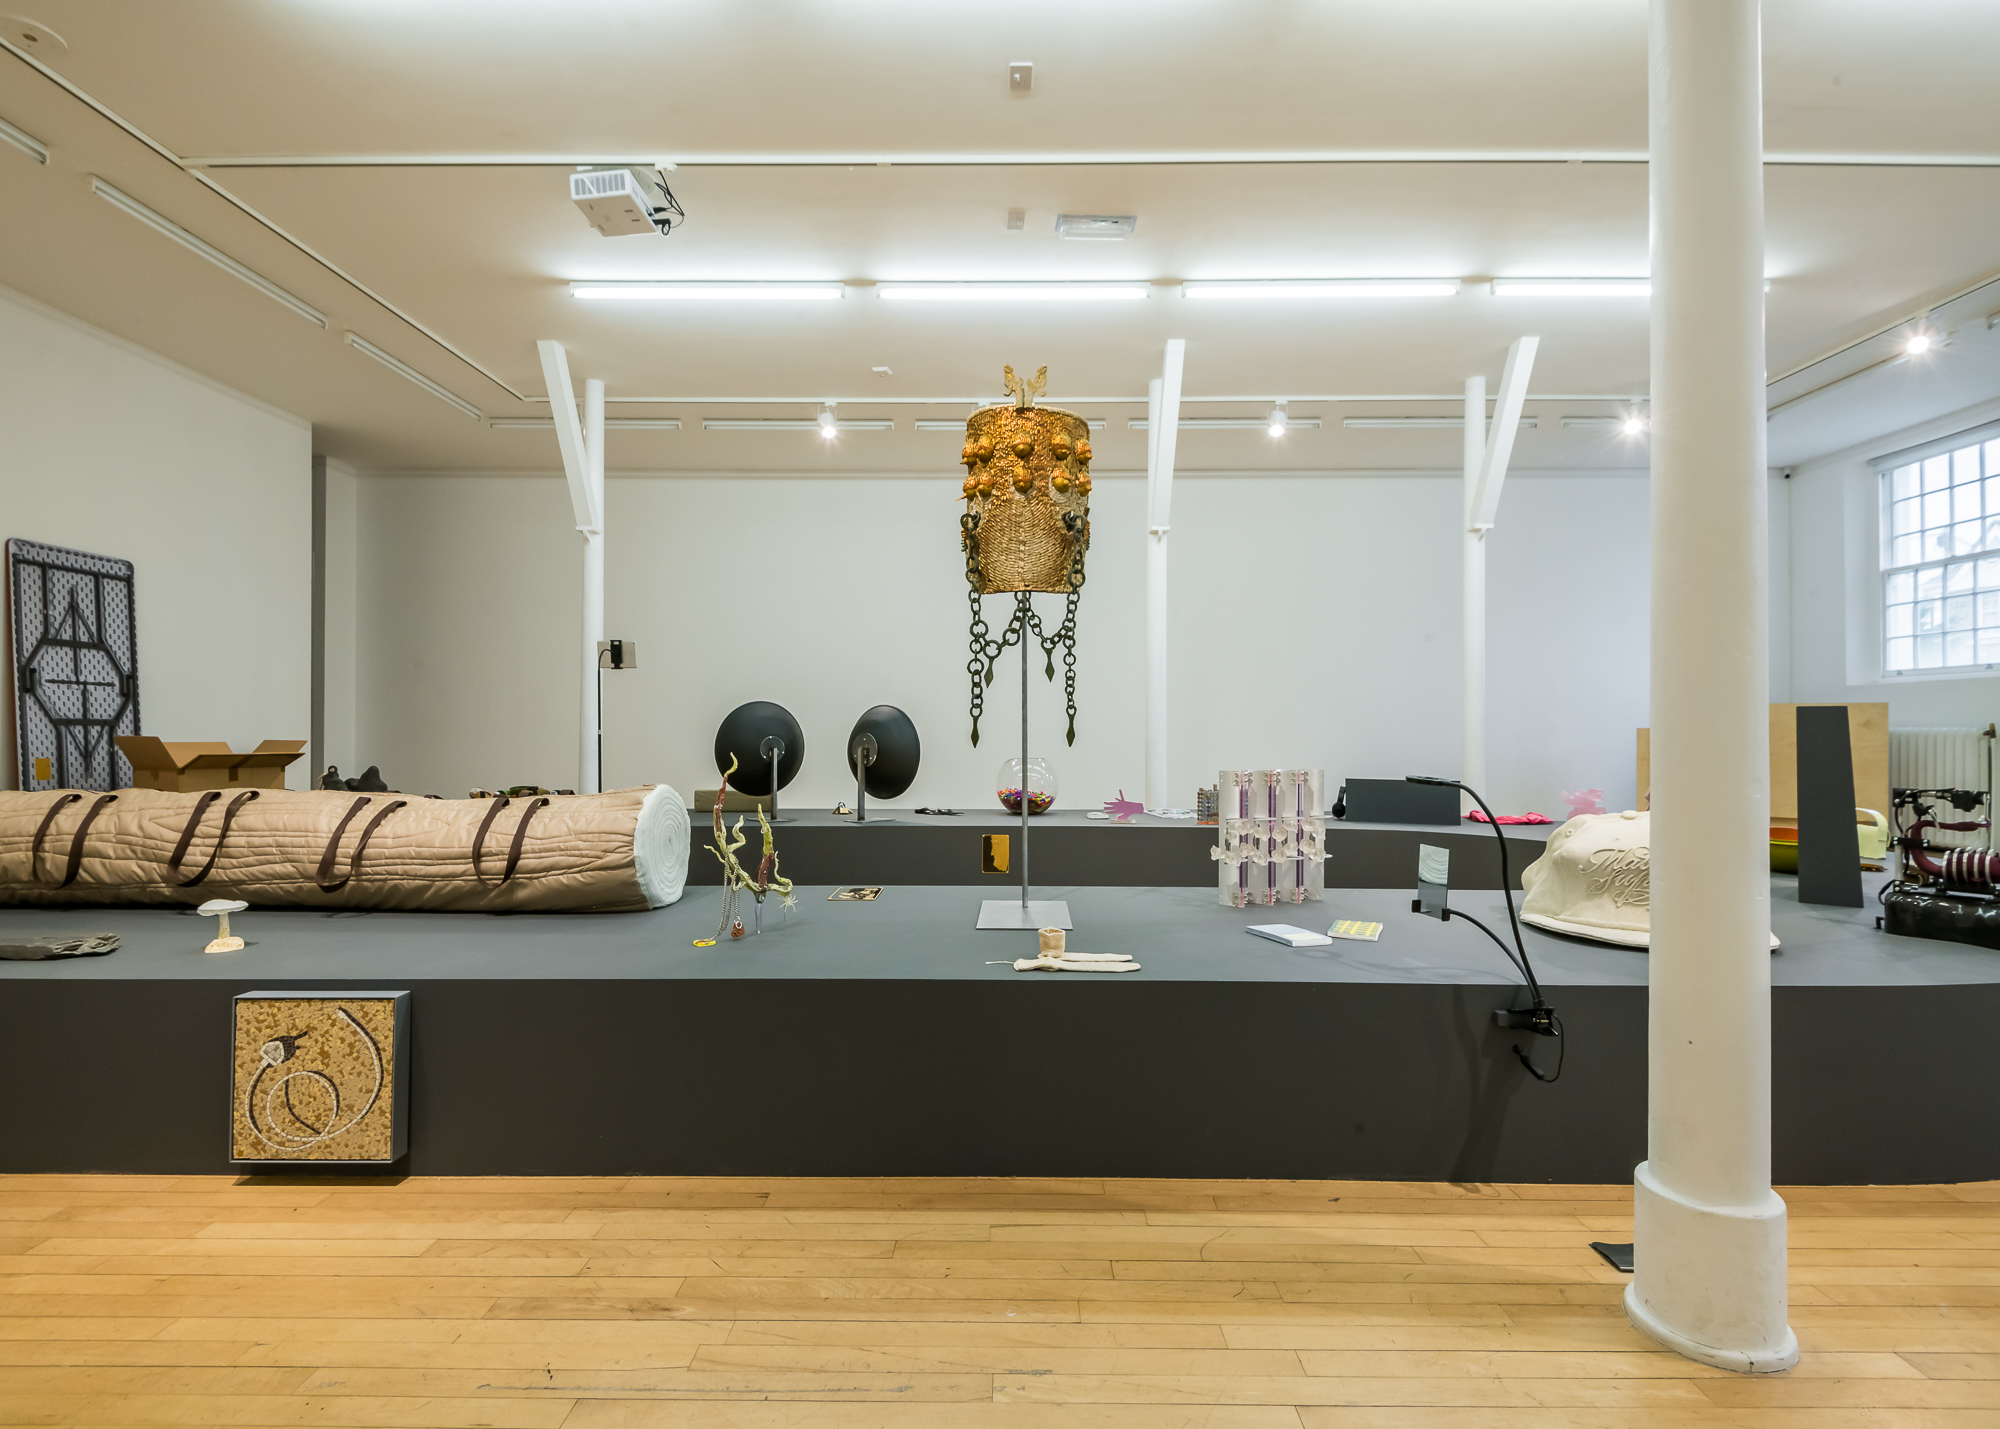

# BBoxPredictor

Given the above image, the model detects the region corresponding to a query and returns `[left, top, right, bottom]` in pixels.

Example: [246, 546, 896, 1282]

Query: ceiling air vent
[1054, 214, 1137, 241]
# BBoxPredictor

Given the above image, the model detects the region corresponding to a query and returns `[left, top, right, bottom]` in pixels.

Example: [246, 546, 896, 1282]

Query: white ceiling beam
[1469, 335, 1540, 532]
[178, 150, 2000, 170]
[521, 391, 1645, 405]
[536, 340, 598, 534]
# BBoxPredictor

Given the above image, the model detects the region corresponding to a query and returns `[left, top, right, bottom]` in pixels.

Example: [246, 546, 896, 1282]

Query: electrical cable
[650, 174, 686, 234]
[1442, 908, 1534, 989]
[1406, 775, 1561, 1082]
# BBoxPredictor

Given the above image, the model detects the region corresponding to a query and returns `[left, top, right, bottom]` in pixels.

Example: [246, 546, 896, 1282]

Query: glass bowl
[997, 756, 1056, 815]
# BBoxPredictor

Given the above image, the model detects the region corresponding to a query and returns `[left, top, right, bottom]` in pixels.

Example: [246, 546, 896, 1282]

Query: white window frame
[1875, 420, 2000, 681]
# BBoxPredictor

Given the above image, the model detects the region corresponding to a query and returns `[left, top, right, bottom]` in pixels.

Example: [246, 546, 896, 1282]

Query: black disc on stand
[847, 705, 921, 800]
[715, 701, 804, 795]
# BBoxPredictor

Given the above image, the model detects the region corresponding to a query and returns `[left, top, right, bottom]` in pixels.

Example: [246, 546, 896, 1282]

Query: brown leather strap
[471, 796, 511, 883]
[31, 793, 82, 885]
[174, 790, 260, 888]
[315, 797, 372, 892]
[58, 794, 118, 888]
[326, 798, 408, 893]
[166, 792, 224, 879]
[501, 797, 550, 883]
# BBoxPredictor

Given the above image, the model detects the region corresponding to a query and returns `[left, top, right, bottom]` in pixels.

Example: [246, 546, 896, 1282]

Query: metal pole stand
[852, 733, 876, 824]
[760, 735, 785, 823]
[978, 598, 1072, 931]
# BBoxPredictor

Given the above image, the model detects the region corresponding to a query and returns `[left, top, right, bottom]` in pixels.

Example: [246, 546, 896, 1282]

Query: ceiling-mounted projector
[570, 166, 684, 237]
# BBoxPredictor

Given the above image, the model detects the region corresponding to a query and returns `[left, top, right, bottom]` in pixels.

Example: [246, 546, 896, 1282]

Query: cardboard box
[115, 737, 307, 792]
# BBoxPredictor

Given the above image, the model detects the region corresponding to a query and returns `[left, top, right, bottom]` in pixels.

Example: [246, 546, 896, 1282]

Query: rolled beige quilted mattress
[0, 785, 690, 912]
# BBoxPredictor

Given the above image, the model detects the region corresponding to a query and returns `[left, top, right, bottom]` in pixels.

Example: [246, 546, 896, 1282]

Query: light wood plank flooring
[1, 1173, 1996, 1427]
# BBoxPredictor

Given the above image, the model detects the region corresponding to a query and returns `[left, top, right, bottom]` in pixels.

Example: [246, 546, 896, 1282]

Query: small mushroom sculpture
[197, 898, 248, 954]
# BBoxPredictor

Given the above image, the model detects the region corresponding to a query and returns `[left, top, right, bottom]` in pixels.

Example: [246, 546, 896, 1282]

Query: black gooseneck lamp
[1406, 775, 1563, 1082]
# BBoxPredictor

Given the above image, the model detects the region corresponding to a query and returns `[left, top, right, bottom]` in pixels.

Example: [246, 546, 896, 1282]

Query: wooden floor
[1, 1176, 1997, 1427]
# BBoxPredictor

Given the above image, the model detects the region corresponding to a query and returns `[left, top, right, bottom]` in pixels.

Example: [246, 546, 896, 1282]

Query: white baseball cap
[1520, 810, 1779, 950]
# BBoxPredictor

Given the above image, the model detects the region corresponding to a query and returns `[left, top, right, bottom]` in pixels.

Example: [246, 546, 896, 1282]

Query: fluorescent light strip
[1492, 279, 1651, 297]
[1182, 280, 1456, 300]
[91, 177, 327, 327]
[345, 333, 482, 420]
[1344, 417, 1540, 429]
[570, 282, 845, 301]
[490, 418, 681, 430]
[92, 175, 328, 326]
[915, 419, 1107, 432]
[0, 114, 47, 164]
[702, 418, 895, 431]
[878, 283, 1150, 302]
[1129, 417, 1323, 430]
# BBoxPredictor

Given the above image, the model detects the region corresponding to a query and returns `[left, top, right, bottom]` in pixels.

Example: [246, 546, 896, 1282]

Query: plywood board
[1635, 703, 1890, 825]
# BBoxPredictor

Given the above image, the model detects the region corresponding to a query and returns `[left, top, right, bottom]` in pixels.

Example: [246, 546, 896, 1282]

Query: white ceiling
[0, 0, 1995, 475]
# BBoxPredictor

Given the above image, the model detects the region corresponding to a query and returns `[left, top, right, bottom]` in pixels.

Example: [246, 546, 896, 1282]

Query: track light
[1622, 416, 1646, 435]
[818, 404, 838, 438]
[1906, 333, 1933, 355]
[1267, 402, 1289, 436]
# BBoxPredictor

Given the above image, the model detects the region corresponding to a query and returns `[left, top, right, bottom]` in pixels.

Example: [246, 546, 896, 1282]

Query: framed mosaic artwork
[231, 991, 410, 1165]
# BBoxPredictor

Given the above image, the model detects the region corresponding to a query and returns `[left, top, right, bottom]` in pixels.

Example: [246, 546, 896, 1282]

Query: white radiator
[1890, 725, 1996, 848]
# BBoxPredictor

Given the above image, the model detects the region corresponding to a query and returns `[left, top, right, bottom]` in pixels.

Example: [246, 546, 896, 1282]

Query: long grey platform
[0, 869, 1983, 988]
[681, 811, 1553, 889]
[3, 863, 1995, 1186]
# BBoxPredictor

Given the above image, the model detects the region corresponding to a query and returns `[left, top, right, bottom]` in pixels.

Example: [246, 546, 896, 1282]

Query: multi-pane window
[1883, 435, 2000, 675]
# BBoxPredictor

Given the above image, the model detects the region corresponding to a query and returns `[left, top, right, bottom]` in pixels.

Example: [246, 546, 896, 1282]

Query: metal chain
[964, 511, 1033, 746]
[963, 505, 1089, 746]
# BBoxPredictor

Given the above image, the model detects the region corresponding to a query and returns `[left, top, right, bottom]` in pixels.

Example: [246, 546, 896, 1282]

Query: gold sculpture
[959, 366, 1092, 745]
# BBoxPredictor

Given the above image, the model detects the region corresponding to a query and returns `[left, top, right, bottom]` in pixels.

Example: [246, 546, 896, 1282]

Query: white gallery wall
[0, 285, 313, 789]
[352, 468, 1657, 817]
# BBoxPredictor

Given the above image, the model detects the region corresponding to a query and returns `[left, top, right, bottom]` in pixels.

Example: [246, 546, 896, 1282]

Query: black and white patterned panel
[8, 538, 140, 792]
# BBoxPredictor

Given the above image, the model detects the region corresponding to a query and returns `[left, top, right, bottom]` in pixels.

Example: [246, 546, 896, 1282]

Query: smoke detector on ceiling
[1, 13, 66, 51]
[1055, 214, 1136, 241]
[570, 166, 683, 237]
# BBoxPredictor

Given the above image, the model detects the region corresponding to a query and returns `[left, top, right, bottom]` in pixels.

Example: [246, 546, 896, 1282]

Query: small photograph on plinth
[231, 992, 410, 1165]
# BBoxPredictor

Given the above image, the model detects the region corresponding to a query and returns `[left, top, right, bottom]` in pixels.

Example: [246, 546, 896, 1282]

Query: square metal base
[977, 899, 1073, 931]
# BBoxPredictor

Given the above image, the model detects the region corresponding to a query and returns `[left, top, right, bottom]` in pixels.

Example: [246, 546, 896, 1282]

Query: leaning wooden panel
[1636, 702, 1889, 824]
[0, 784, 688, 911]
[231, 992, 410, 1165]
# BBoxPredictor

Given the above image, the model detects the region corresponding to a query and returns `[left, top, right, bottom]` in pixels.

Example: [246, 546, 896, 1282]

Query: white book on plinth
[1245, 924, 1333, 948]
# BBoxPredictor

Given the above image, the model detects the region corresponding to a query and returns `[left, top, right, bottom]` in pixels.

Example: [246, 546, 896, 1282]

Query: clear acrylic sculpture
[1212, 769, 1325, 907]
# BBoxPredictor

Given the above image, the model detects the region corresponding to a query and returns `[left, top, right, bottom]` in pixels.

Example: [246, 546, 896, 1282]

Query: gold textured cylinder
[960, 405, 1092, 594]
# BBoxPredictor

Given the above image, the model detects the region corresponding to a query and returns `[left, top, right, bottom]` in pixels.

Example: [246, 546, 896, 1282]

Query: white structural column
[1460, 375, 1487, 800]
[1144, 340, 1185, 812]
[581, 377, 605, 794]
[1458, 335, 1535, 806]
[1631, 0, 1796, 1373]
[535, 340, 607, 797]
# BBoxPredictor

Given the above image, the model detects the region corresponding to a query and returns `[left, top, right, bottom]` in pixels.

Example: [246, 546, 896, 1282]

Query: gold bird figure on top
[1003, 364, 1048, 409]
